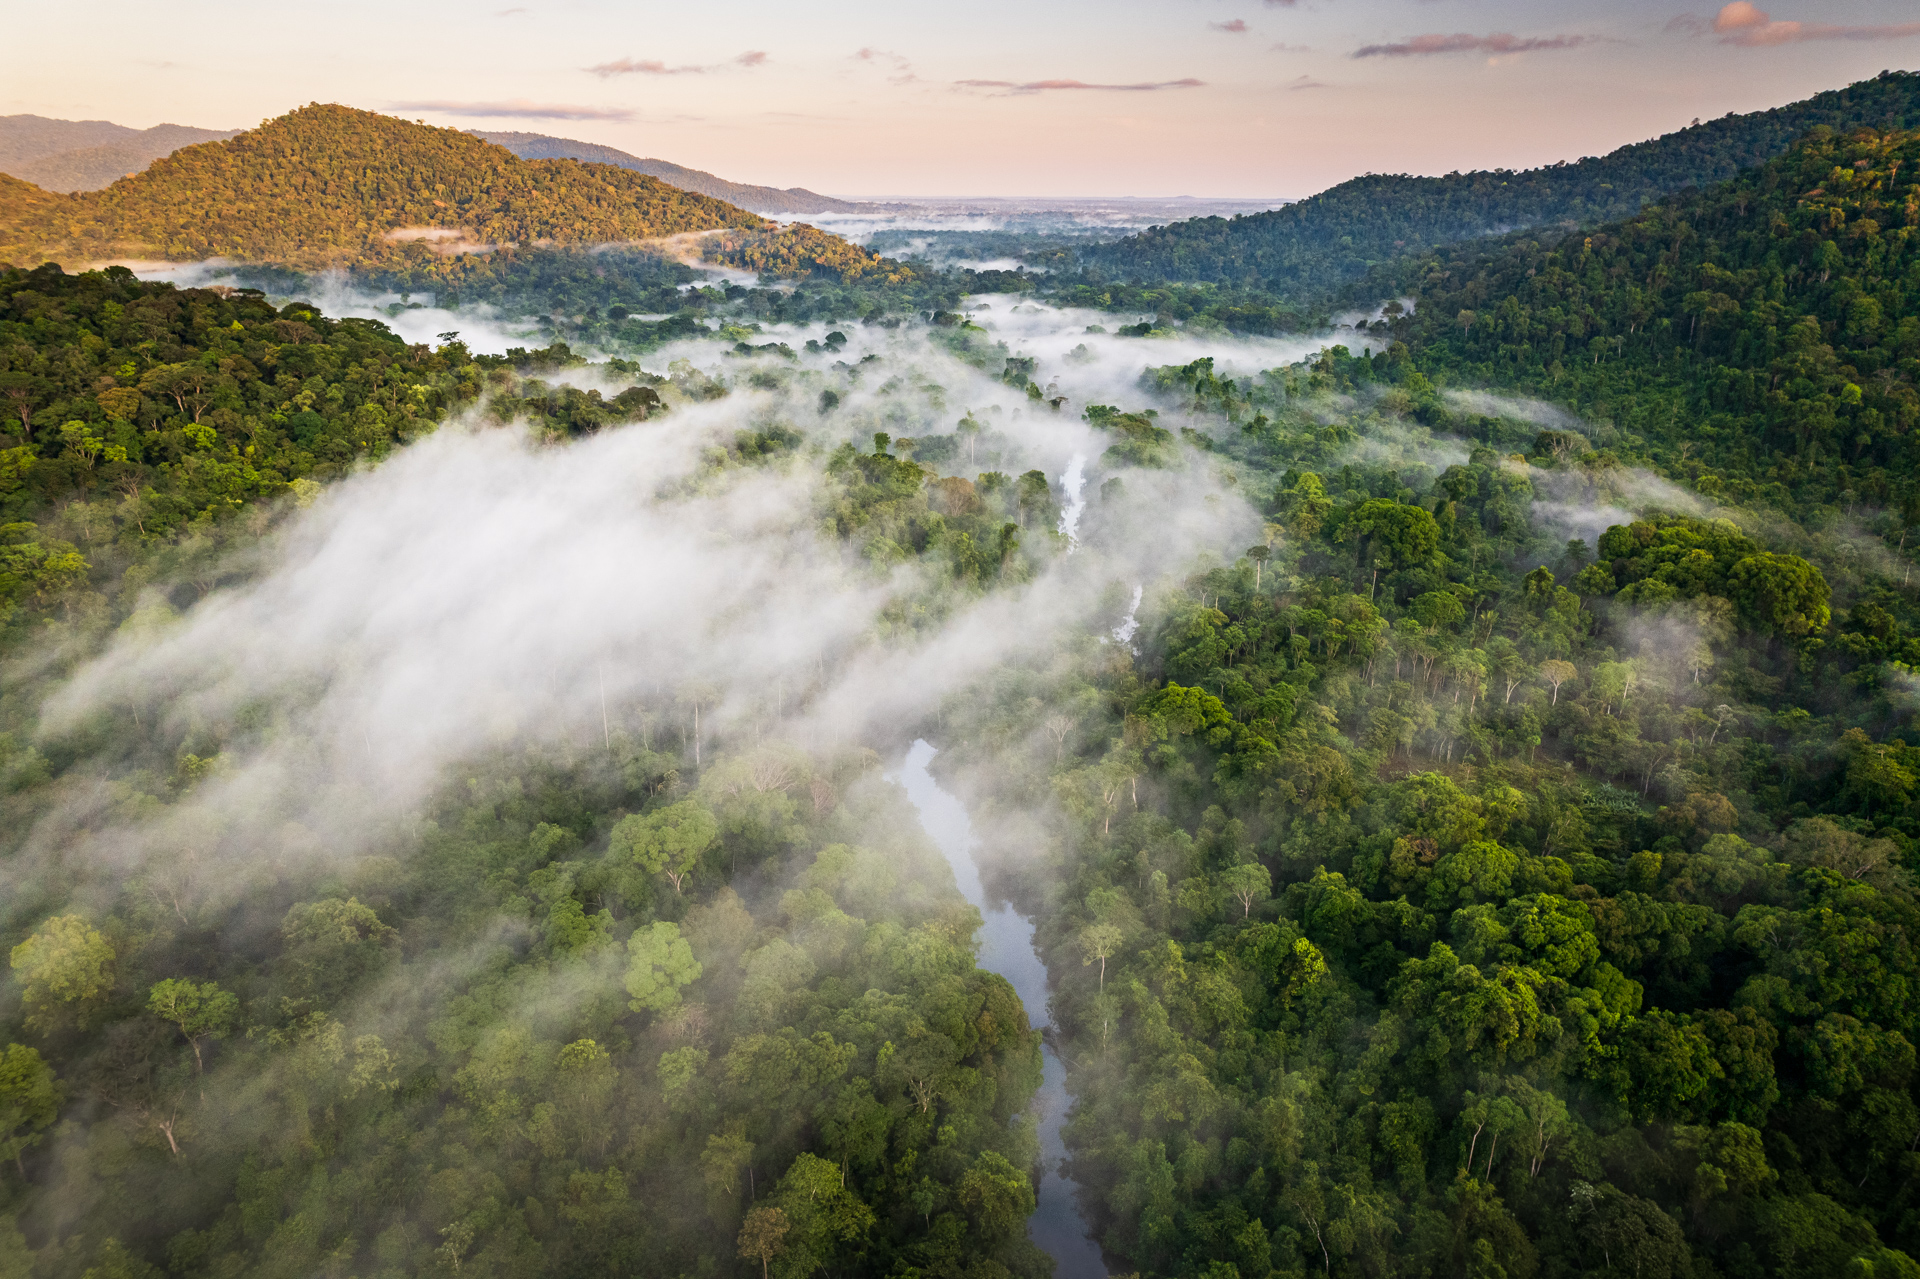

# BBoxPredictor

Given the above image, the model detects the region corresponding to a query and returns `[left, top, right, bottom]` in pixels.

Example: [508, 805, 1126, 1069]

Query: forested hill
[473, 131, 864, 216]
[1401, 123, 1920, 514]
[1084, 68, 1920, 298]
[0, 104, 768, 273]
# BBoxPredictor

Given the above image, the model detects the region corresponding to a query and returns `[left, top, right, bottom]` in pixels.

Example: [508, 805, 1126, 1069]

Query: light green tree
[771, 1152, 875, 1277]
[611, 800, 718, 894]
[957, 1150, 1035, 1238]
[625, 922, 703, 1014]
[1078, 923, 1124, 990]
[147, 979, 238, 1073]
[9, 915, 115, 1032]
[0, 1044, 61, 1176]
[1219, 863, 1273, 918]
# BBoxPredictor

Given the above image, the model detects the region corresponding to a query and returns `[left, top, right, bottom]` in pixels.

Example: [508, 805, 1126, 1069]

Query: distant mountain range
[470, 131, 865, 216]
[1085, 68, 1920, 299]
[0, 115, 239, 192]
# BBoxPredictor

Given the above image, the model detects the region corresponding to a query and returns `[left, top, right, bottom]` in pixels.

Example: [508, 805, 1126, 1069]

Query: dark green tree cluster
[822, 433, 1059, 592]
[1078, 71, 1920, 301]
[931, 315, 1920, 1275]
[0, 264, 682, 635]
[1398, 125, 1920, 516]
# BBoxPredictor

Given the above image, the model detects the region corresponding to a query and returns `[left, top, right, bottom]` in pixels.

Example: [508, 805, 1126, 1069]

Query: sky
[8, 0, 1920, 198]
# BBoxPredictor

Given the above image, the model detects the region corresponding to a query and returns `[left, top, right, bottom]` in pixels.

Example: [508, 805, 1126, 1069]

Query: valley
[2, 57, 1919, 1279]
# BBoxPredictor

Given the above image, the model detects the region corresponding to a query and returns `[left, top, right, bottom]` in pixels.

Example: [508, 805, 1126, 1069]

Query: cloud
[953, 77, 1205, 94]
[1212, 19, 1249, 33]
[1269, 42, 1312, 52]
[1700, 2, 1920, 45]
[588, 58, 704, 76]
[1287, 74, 1329, 90]
[588, 51, 769, 77]
[1351, 31, 1593, 58]
[493, 6, 527, 14]
[389, 99, 633, 121]
[853, 47, 917, 85]
[1713, 2, 1769, 30]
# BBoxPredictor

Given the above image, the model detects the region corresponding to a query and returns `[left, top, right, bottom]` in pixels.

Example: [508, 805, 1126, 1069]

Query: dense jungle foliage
[0, 296, 1099, 1276]
[0, 262, 683, 640]
[1080, 70, 1920, 301]
[0, 105, 767, 275]
[6, 75, 1920, 1279]
[937, 336, 1920, 1276]
[1393, 125, 1920, 519]
[0, 731, 1051, 1279]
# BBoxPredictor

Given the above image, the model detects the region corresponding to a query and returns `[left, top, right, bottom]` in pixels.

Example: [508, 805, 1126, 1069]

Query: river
[893, 739, 1107, 1278]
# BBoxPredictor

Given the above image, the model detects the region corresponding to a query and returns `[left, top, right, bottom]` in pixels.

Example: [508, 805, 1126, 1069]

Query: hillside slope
[5, 122, 239, 192]
[1400, 123, 1920, 513]
[0, 104, 768, 272]
[473, 130, 863, 215]
[1087, 68, 1920, 298]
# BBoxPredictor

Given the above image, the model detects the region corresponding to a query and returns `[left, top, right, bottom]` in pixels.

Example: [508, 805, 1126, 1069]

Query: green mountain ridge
[1084, 68, 1920, 301]
[1397, 123, 1920, 517]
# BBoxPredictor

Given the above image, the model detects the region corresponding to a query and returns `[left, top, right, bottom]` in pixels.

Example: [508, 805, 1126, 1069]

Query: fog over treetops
[4, 77, 1920, 1279]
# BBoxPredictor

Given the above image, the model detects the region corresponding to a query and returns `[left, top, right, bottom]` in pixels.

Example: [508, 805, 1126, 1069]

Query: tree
[146, 979, 238, 1073]
[738, 1206, 789, 1279]
[554, 1039, 616, 1158]
[957, 1150, 1036, 1239]
[1727, 552, 1831, 639]
[1567, 1181, 1692, 1278]
[625, 921, 703, 1014]
[1411, 590, 1466, 632]
[1016, 469, 1053, 529]
[0, 1045, 60, 1176]
[1247, 543, 1272, 588]
[702, 1126, 755, 1206]
[771, 1152, 875, 1276]
[0, 374, 44, 439]
[611, 800, 719, 894]
[1344, 499, 1440, 573]
[9, 915, 115, 1032]
[1078, 923, 1124, 989]
[1539, 660, 1576, 704]
[1220, 863, 1273, 918]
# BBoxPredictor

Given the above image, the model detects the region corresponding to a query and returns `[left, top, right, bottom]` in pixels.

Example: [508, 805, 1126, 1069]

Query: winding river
[894, 740, 1107, 1278]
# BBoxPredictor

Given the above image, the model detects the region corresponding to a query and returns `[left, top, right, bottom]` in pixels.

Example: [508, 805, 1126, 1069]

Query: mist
[10, 300, 1294, 925]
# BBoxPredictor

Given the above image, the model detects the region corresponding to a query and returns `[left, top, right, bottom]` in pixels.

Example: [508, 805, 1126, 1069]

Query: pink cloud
[1705, 2, 1920, 45]
[852, 47, 917, 85]
[588, 52, 768, 77]
[1352, 31, 1593, 58]
[954, 77, 1205, 94]
[1212, 19, 1249, 34]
